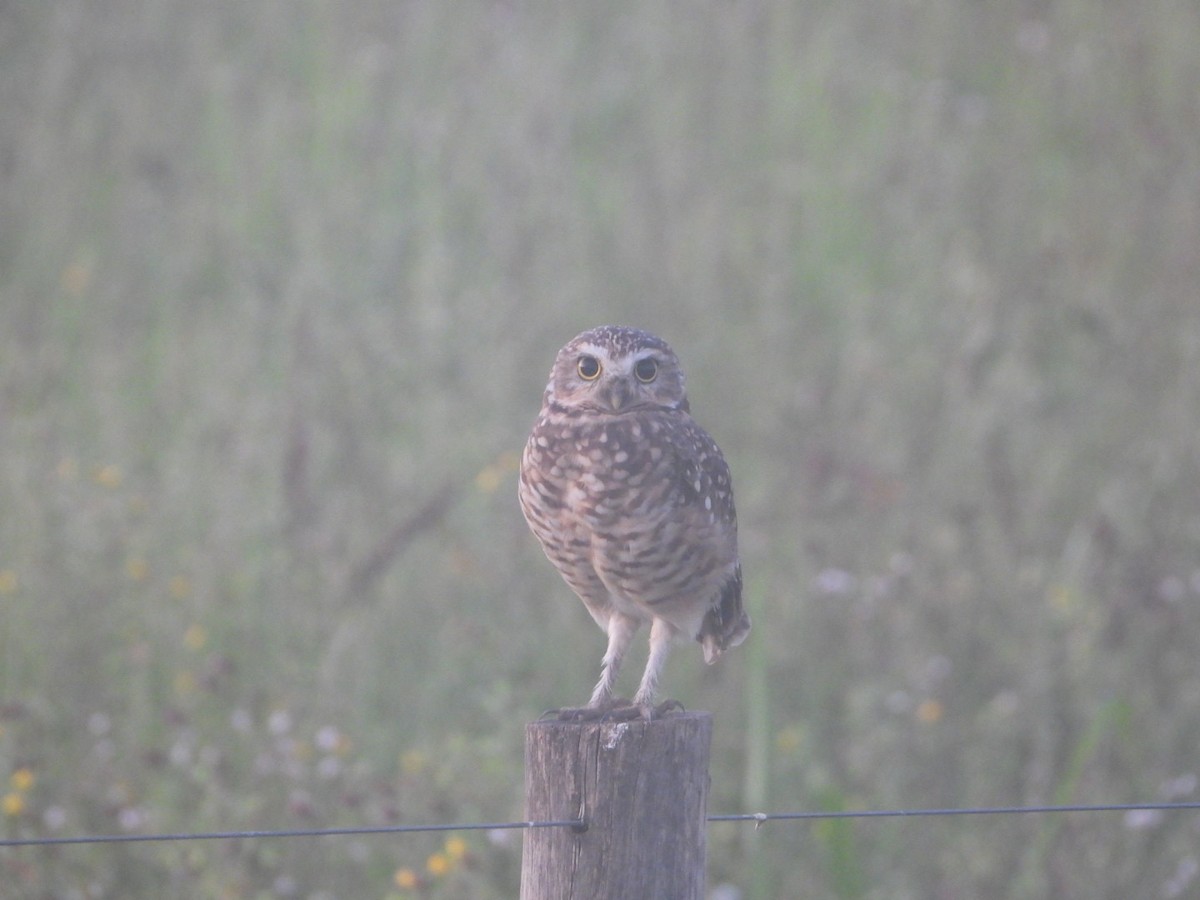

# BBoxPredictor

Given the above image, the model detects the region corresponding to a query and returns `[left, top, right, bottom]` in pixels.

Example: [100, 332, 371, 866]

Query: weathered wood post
[521, 712, 712, 899]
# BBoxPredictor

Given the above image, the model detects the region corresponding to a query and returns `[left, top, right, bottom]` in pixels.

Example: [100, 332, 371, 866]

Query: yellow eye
[634, 357, 658, 383]
[577, 355, 602, 380]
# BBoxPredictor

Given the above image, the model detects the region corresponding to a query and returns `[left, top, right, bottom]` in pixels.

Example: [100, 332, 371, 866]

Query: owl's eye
[634, 357, 658, 383]
[577, 355, 602, 381]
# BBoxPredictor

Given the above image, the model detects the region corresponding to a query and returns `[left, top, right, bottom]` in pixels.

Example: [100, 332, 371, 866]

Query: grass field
[2, 2, 1199, 897]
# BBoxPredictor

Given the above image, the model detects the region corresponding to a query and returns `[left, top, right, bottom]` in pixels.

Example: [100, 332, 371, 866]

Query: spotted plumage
[519, 325, 751, 718]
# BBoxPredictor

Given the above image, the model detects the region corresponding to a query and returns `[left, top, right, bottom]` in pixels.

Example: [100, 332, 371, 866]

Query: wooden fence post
[521, 712, 712, 899]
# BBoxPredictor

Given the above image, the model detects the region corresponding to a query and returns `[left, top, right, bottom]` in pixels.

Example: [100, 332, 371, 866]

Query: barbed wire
[3, 801, 1200, 848]
[0, 819, 582, 848]
[708, 801, 1200, 826]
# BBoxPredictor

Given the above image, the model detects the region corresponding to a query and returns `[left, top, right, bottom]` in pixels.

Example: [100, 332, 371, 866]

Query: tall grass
[2, 1, 1199, 897]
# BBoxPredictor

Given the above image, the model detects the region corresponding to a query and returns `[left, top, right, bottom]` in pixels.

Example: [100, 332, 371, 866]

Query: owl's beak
[602, 380, 633, 412]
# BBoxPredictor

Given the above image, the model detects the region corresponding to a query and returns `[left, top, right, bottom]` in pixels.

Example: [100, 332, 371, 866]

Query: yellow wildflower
[474, 452, 520, 493]
[10, 768, 34, 792]
[1047, 584, 1076, 615]
[183, 623, 208, 651]
[2, 793, 24, 817]
[775, 725, 804, 755]
[475, 464, 503, 494]
[126, 558, 149, 582]
[426, 852, 450, 877]
[444, 836, 467, 862]
[92, 464, 122, 489]
[393, 868, 419, 890]
[916, 699, 944, 724]
[400, 750, 427, 776]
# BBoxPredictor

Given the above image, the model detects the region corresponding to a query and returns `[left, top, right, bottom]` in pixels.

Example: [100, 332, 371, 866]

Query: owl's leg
[542, 614, 639, 721]
[588, 613, 638, 708]
[631, 617, 681, 716]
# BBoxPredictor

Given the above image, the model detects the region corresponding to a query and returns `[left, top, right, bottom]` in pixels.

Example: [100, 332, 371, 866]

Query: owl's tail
[698, 563, 751, 665]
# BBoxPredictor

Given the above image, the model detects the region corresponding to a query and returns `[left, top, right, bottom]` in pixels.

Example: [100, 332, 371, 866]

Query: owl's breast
[560, 417, 671, 511]
[522, 413, 667, 525]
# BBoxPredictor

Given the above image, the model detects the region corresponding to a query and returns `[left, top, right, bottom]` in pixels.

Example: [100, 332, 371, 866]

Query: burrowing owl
[519, 325, 750, 719]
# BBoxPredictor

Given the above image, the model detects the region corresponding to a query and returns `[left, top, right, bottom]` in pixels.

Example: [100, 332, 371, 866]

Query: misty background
[2, 2, 1199, 897]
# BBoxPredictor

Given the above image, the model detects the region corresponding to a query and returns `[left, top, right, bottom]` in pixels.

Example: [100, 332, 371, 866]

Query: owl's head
[544, 326, 690, 415]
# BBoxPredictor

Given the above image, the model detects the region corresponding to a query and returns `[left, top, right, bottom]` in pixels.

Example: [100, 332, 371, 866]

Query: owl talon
[538, 706, 588, 721]
[540, 699, 631, 722]
[538, 696, 685, 723]
[599, 703, 645, 722]
[653, 699, 685, 718]
[600, 699, 684, 721]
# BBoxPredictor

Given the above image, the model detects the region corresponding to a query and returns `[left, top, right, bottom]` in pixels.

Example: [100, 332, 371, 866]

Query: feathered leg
[631, 618, 683, 717]
[588, 613, 638, 707]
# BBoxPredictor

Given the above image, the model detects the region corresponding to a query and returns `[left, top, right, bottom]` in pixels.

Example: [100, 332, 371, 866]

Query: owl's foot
[592, 699, 686, 721]
[650, 699, 685, 718]
[539, 698, 685, 722]
[539, 697, 630, 722]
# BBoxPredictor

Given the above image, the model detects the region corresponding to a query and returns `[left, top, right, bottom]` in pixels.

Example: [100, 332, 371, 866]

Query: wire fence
[0, 819, 580, 849]
[4, 801, 1200, 848]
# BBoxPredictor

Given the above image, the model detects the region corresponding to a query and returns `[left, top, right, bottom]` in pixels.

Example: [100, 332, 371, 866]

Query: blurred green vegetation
[2, 1, 1199, 897]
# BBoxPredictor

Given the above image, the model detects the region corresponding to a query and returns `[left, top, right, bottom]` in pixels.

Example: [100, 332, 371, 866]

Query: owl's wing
[666, 418, 750, 658]
[669, 418, 737, 530]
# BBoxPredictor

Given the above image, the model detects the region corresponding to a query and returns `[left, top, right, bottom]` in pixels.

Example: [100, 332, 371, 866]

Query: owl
[519, 325, 750, 719]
